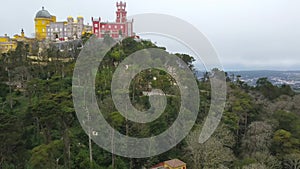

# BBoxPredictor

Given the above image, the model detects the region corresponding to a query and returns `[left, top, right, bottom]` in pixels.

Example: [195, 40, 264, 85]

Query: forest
[0, 35, 300, 169]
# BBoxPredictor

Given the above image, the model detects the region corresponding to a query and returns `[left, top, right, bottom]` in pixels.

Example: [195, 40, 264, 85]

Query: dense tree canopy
[0, 37, 299, 168]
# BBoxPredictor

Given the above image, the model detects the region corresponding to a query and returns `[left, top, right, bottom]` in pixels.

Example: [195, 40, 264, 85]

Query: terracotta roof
[150, 162, 164, 169]
[164, 159, 186, 167]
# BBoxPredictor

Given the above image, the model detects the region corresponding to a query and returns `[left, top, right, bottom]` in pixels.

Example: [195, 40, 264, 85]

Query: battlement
[116, 1, 126, 9]
[92, 1, 133, 39]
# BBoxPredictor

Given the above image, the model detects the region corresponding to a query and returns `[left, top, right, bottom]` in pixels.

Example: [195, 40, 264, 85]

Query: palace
[0, 29, 34, 53]
[46, 16, 92, 41]
[34, 1, 133, 41]
[0, 34, 16, 53]
[34, 7, 92, 41]
[34, 7, 57, 40]
[1, 1, 134, 53]
[92, 1, 134, 39]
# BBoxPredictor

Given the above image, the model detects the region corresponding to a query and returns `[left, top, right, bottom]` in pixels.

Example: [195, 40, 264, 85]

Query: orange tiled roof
[164, 159, 186, 167]
[150, 162, 164, 169]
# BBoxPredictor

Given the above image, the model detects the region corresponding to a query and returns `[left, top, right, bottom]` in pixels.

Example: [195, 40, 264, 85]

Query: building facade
[34, 7, 56, 40]
[0, 34, 16, 53]
[35, 7, 91, 41]
[46, 16, 92, 41]
[92, 1, 134, 39]
[0, 29, 34, 54]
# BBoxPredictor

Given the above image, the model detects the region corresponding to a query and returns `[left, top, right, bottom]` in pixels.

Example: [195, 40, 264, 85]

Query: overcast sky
[0, 0, 299, 70]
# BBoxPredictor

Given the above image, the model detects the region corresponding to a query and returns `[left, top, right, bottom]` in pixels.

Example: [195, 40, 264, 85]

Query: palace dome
[35, 7, 51, 19]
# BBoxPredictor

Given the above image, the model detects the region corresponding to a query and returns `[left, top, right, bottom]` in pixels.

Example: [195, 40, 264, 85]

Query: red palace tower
[92, 1, 134, 39]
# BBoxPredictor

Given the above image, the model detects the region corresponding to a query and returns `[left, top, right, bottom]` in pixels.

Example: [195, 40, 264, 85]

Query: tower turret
[21, 29, 25, 38]
[77, 16, 84, 38]
[92, 17, 101, 37]
[34, 7, 56, 40]
[116, 1, 127, 23]
[67, 16, 74, 23]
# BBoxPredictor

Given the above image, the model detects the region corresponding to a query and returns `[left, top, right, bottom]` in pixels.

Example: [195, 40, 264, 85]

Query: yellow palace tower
[34, 7, 56, 40]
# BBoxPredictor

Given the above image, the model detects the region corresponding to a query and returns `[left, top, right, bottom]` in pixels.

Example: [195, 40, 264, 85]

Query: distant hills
[197, 70, 300, 90]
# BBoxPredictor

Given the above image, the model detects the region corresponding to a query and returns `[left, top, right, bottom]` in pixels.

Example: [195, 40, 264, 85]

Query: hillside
[0, 37, 300, 169]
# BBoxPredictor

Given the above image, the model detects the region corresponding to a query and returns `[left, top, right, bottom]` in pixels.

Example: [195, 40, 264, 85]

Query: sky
[0, 0, 299, 71]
